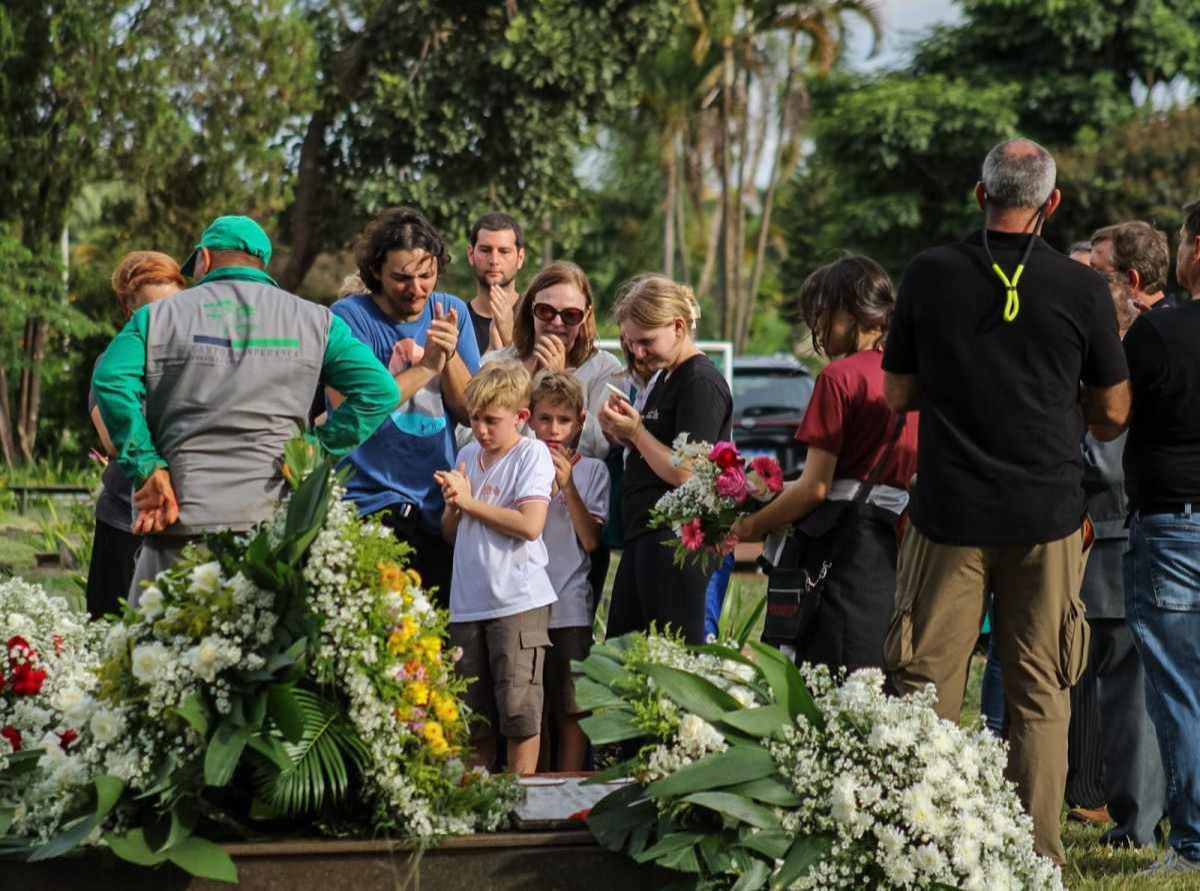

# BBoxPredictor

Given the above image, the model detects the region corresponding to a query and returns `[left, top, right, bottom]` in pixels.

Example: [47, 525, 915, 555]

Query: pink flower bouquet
[649, 435, 784, 571]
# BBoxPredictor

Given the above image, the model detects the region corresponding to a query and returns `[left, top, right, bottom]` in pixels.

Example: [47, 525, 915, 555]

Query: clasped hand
[132, 468, 180, 534]
[434, 462, 472, 509]
[418, 303, 460, 373]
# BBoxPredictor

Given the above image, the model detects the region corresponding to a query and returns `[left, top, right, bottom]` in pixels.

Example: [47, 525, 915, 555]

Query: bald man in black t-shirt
[881, 138, 1130, 866]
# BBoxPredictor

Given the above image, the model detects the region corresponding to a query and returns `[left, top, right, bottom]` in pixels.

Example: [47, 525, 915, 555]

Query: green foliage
[779, 73, 1020, 286]
[912, 0, 1200, 145]
[251, 687, 369, 815]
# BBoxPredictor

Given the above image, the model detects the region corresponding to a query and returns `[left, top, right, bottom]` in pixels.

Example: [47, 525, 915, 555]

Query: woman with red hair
[85, 251, 185, 617]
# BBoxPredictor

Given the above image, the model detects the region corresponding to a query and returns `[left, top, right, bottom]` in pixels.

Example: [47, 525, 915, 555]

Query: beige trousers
[885, 524, 1090, 865]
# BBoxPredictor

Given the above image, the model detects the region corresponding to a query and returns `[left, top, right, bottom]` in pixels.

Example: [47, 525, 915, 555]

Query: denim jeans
[1126, 509, 1200, 861]
[981, 596, 1007, 737]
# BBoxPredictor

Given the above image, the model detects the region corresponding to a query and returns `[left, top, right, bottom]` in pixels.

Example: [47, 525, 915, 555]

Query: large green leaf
[144, 808, 193, 854]
[748, 642, 824, 730]
[167, 835, 238, 883]
[587, 783, 656, 851]
[28, 775, 126, 861]
[0, 805, 14, 836]
[730, 596, 767, 648]
[574, 676, 626, 711]
[267, 684, 305, 744]
[104, 828, 170, 866]
[632, 831, 704, 864]
[720, 705, 790, 740]
[646, 745, 776, 798]
[738, 828, 794, 859]
[732, 856, 772, 891]
[205, 721, 252, 788]
[174, 693, 210, 736]
[681, 792, 782, 830]
[771, 834, 834, 890]
[727, 776, 802, 807]
[577, 652, 630, 688]
[252, 687, 367, 815]
[642, 664, 741, 723]
[278, 458, 335, 566]
[579, 709, 644, 745]
[692, 643, 762, 674]
[248, 733, 295, 771]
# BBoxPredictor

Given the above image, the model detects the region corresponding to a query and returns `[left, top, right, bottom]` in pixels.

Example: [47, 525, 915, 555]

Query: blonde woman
[598, 274, 732, 644]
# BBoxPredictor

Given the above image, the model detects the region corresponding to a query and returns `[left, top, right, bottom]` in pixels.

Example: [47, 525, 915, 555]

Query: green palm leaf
[251, 687, 368, 815]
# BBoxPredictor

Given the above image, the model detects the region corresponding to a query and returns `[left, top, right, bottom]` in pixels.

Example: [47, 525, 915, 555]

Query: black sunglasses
[532, 302, 587, 326]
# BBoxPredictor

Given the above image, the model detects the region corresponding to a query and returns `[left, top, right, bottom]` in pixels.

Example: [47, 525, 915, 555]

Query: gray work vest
[144, 279, 329, 535]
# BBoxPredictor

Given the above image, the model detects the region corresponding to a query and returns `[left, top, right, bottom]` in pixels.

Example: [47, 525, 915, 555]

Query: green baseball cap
[181, 215, 273, 277]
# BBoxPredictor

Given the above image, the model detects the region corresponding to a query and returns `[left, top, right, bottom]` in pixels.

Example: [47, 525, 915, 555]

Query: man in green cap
[93, 215, 401, 601]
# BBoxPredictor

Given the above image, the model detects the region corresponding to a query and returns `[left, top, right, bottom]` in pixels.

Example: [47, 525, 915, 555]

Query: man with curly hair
[329, 207, 482, 605]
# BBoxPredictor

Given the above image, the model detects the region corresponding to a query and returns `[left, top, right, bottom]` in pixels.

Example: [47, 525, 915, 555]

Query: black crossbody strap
[852, 412, 908, 508]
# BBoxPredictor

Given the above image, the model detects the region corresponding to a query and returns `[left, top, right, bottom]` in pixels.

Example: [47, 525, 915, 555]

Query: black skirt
[794, 507, 899, 674]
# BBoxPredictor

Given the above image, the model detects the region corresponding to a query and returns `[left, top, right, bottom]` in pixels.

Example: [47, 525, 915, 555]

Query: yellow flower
[418, 636, 442, 658]
[422, 720, 444, 744]
[406, 681, 430, 706]
[395, 705, 412, 722]
[429, 737, 451, 756]
[405, 569, 423, 589]
[432, 695, 459, 725]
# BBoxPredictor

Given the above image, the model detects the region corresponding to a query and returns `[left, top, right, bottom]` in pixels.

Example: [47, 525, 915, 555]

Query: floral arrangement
[650, 435, 784, 570]
[305, 493, 520, 836]
[0, 443, 518, 881]
[0, 578, 105, 843]
[581, 629, 1062, 890]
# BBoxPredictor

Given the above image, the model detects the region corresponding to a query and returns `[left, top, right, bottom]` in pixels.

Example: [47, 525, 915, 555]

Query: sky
[845, 0, 961, 71]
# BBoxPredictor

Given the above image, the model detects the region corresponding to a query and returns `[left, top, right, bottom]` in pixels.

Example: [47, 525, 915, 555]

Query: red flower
[0, 668, 5, 693]
[6, 635, 31, 657]
[1, 725, 20, 752]
[708, 440, 742, 470]
[58, 729, 78, 750]
[10, 663, 46, 696]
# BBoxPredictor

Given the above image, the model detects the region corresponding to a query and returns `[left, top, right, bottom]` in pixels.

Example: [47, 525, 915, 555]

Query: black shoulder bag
[761, 414, 907, 647]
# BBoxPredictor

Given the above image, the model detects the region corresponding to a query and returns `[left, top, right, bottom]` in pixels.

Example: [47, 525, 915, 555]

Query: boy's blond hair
[530, 370, 585, 416]
[465, 360, 532, 415]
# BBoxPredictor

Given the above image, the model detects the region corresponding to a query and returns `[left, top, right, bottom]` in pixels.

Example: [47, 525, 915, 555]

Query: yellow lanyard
[991, 262, 1025, 322]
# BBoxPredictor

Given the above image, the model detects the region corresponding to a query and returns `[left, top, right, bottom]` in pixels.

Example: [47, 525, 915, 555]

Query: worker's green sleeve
[92, 306, 167, 487]
[315, 314, 400, 457]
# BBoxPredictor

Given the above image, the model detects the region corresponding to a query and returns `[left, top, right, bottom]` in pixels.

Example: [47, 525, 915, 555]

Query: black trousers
[84, 519, 140, 619]
[1066, 658, 1106, 809]
[1091, 617, 1167, 845]
[607, 528, 708, 645]
[796, 510, 897, 674]
[376, 506, 454, 611]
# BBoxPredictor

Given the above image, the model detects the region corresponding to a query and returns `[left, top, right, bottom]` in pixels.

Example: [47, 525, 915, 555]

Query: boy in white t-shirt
[435, 360, 556, 775]
[528, 372, 610, 770]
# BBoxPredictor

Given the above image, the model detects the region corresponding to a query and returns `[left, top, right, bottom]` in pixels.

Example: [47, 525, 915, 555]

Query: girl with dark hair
[731, 255, 918, 673]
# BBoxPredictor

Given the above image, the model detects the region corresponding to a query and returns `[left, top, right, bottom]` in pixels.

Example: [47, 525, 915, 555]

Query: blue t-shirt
[330, 291, 481, 530]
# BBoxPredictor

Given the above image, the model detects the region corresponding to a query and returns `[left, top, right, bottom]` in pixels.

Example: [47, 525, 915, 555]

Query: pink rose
[680, 518, 706, 551]
[708, 441, 742, 470]
[716, 532, 738, 556]
[715, 465, 748, 503]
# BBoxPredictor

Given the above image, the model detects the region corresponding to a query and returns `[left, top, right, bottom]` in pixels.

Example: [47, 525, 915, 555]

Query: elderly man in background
[93, 215, 399, 600]
[1122, 200, 1200, 875]
[1091, 221, 1175, 312]
[881, 138, 1130, 864]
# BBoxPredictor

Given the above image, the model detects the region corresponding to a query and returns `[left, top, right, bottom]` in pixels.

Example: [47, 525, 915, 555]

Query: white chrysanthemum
[130, 642, 169, 683]
[138, 585, 165, 619]
[188, 561, 223, 596]
[89, 708, 125, 745]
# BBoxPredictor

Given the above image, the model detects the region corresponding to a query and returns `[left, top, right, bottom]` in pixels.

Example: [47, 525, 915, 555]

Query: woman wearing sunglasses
[479, 260, 623, 458]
